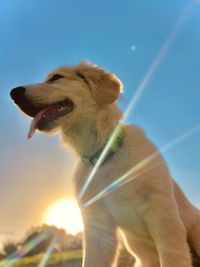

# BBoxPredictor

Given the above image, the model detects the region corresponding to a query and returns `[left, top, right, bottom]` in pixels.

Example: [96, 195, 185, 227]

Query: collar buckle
[81, 125, 124, 167]
[81, 156, 92, 165]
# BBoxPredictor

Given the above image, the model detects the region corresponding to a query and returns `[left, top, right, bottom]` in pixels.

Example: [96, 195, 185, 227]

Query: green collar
[81, 125, 125, 167]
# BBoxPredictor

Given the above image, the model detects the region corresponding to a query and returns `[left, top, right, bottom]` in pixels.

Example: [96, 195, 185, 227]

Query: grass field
[0, 249, 134, 267]
[0, 250, 82, 267]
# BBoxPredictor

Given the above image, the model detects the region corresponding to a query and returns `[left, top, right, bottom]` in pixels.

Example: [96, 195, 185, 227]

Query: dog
[10, 62, 200, 267]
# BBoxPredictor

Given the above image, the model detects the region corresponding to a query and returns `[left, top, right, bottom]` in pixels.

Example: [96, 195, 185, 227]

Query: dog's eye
[47, 74, 64, 83]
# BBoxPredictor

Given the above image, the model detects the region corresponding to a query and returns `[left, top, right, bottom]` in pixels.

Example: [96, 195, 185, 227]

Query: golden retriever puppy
[10, 62, 200, 267]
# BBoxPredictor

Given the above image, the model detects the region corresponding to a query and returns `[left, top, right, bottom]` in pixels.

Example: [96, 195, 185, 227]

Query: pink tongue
[28, 109, 48, 139]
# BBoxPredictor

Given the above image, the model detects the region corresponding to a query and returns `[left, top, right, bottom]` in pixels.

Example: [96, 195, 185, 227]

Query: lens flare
[84, 125, 200, 207]
[38, 236, 59, 267]
[78, 124, 123, 199]
[0, 230, 51, 267]
[78, 1, 193, 200]
[131, 45, 136, 51]
[124, 1, 193, 122]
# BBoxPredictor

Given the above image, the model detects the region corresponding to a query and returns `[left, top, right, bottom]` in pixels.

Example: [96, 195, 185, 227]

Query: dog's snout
[10, 86, 26, 100]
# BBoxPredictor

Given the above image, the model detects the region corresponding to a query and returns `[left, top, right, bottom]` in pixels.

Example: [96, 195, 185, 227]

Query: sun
[43, 198, 84, 235]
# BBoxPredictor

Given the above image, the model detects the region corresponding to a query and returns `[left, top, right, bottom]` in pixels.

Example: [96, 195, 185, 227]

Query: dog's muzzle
[10, 86, 26, 99]
[10, 86, 27, 105]
[10, 85, 74, 139]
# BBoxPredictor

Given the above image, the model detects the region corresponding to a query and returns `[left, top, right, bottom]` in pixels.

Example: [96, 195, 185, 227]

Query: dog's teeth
[58, 106, 65, 111]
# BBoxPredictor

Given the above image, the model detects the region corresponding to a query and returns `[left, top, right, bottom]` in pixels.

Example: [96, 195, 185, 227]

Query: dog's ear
[75, 62, 123, 105]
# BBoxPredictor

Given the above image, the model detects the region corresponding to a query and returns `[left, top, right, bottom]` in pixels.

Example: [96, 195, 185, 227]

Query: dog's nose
[10, 86, 26, 100]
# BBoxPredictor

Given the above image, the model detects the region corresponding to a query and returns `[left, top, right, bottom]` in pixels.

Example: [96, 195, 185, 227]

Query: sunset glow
[43, 199, 84, 235]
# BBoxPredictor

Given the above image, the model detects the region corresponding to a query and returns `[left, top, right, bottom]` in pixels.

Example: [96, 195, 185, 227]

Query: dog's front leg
[82, 205, 118, 267]
[142, 193, 192, 267]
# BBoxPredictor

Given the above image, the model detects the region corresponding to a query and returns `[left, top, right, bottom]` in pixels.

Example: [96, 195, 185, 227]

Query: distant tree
[2, 225, 83, 259]
[21, 225, 67, 257]
[3, 242, 18, 256]
[59, 232, 83, 251]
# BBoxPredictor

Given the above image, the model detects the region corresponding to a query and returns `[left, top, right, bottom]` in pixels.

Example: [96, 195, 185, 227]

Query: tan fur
[14, 62, 200, 267]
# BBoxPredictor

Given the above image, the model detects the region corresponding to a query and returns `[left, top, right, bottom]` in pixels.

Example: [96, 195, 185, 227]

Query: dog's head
[10, 62, 123, 138]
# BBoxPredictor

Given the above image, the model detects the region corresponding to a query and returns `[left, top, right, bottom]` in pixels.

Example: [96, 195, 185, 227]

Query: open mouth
[25, 99, 74, 139]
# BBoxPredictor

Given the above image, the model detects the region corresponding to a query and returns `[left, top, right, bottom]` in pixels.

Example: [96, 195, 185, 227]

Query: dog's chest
[105, 186, 150, 235]
[74, 162, 149, 236]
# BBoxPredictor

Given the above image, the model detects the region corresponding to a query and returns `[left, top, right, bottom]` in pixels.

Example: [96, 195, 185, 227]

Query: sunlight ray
[84, 125, 200, 207]
[78, 1, 193, 200]
[123, 1, 193, 121]
[78, 124, 122, 199]
[37, 236, 59, 267]
[0, 230, 51, 267]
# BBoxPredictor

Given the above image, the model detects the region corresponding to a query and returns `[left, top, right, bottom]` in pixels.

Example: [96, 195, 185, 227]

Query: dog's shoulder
[122, 124, 159, 159]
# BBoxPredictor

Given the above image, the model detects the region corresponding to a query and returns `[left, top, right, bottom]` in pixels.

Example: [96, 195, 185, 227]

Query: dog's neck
[61, 104, 123, 158]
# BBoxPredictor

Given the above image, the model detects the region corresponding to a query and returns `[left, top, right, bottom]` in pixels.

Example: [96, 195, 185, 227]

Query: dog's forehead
[46, 66, 77, 79]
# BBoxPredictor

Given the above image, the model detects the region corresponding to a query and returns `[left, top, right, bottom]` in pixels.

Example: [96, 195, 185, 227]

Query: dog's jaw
[27, 99, 74, 139]
[61, 104, 123, 158]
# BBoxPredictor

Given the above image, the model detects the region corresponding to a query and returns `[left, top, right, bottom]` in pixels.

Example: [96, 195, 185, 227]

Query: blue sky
[0, 0, 200, 245]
